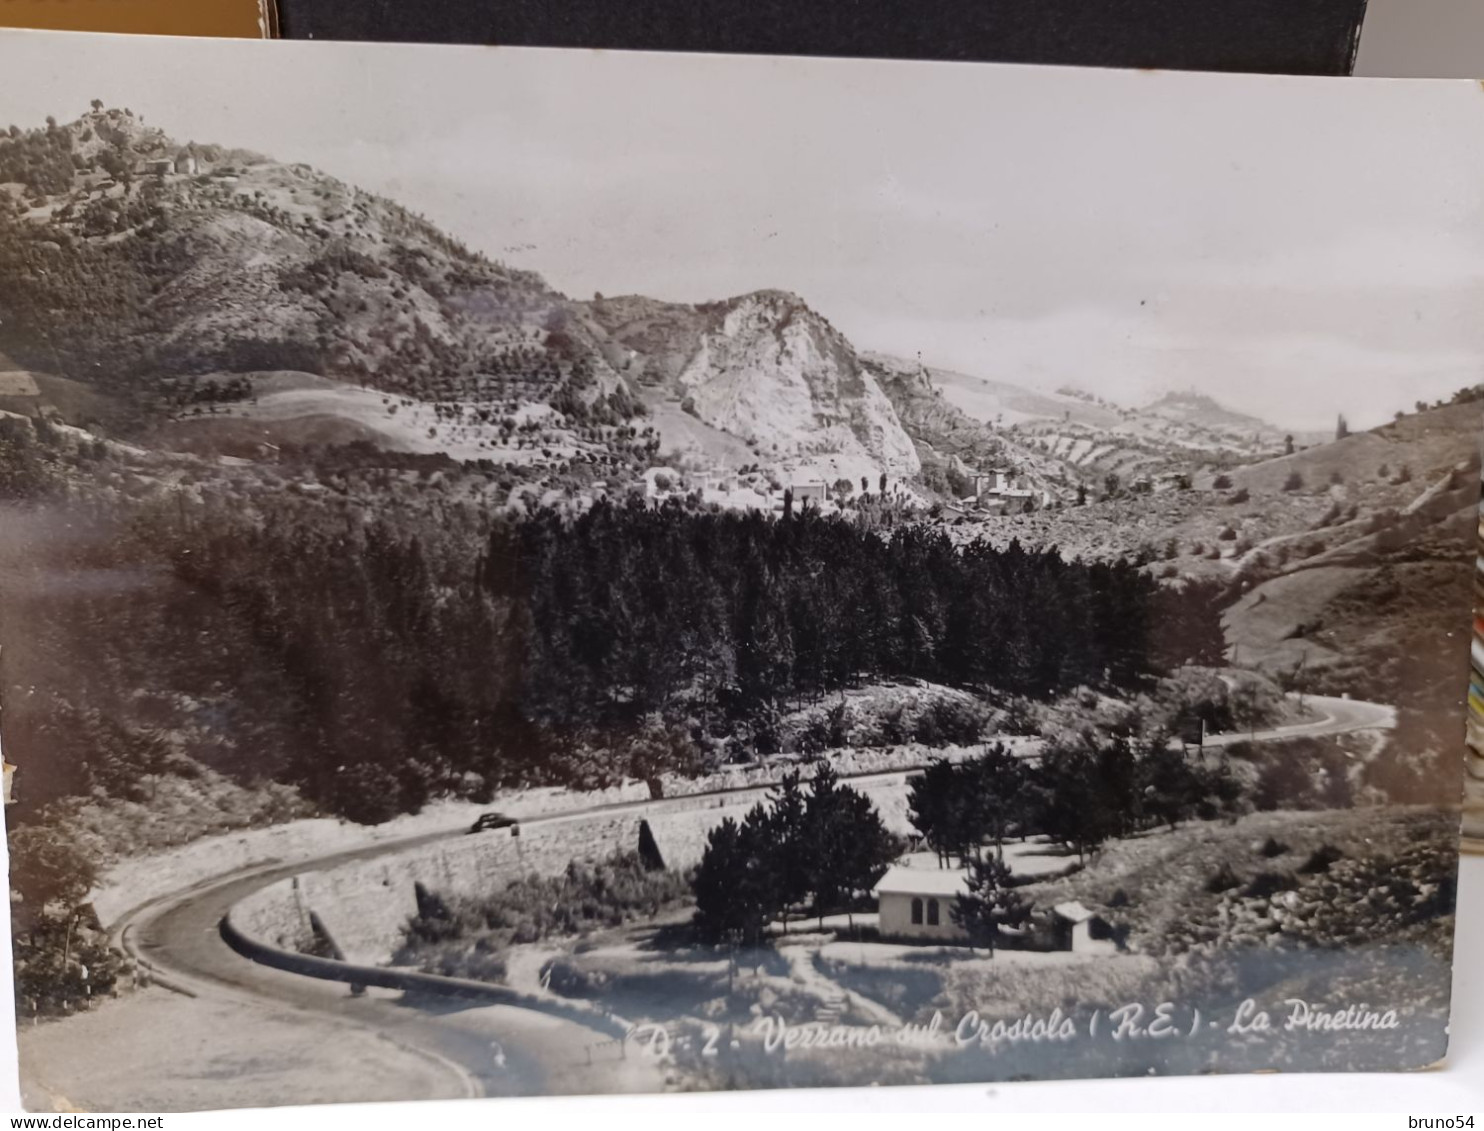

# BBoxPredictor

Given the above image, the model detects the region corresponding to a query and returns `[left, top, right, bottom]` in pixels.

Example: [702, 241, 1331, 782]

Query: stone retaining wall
[228, 743, 982, 966]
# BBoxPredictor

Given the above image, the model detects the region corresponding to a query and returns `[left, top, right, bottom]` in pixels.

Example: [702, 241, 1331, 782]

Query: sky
[3, 32, 1484, 431]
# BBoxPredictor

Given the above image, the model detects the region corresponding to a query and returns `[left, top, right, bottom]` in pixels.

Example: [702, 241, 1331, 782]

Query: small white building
[1050, 901, 1119, 956]
[873, 865, 968, 941]
[874, 868, 1120, 953]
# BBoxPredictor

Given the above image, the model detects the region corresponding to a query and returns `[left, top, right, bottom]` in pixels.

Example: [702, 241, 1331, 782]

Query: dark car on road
[468, 811, 519, 833]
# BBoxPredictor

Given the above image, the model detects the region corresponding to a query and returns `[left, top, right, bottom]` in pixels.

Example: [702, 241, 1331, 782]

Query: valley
[0, 98, 1477, 1109]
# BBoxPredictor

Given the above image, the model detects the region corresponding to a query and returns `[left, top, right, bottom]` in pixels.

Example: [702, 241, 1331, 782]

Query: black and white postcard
[0, 31, 1477, 1112]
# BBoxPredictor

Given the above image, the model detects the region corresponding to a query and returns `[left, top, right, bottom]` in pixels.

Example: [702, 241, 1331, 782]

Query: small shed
[1050, 900, 1119, 955]
[873, 865, 968, 941]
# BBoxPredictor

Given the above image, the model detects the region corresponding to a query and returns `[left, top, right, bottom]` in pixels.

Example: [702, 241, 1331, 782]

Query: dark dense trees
[0, 118, 77, 197]
[691, 766, 900, 947]
[0, 115, 627, 428]
[909, 732, 1242, 865]
[908, 743, 1029, 865]
[496, 500, 1224, 740]
[4, 493, 1226, 828]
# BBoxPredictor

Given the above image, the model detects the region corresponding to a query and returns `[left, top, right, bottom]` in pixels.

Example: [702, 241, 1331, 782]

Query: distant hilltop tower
[1336, 414, 1349, 441]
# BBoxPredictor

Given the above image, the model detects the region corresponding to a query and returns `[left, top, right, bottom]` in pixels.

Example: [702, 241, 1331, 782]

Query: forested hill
[2, 494, 1224, 826]
[0, 105, 1289, 507]
[497, 500, 1227, 727]
[0, 107, 619, 412]
[0, 108, 916, 494]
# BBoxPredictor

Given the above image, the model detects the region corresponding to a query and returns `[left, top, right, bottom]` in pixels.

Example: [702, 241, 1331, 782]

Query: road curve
[1203, 693, 1395, 747]
[115, 692, 1395, 1105]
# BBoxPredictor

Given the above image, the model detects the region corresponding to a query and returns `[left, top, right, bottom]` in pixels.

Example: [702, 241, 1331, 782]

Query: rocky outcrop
[590, 290, 921, 479]
[676, 291, 917, 476]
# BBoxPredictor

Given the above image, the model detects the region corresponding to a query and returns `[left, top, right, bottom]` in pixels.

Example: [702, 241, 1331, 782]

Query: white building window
[927, 899, 940, 926]
[910, 897, 923, 925]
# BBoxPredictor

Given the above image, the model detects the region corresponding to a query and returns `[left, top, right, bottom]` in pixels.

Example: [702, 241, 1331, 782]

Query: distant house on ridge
[789, 482, 827, 506]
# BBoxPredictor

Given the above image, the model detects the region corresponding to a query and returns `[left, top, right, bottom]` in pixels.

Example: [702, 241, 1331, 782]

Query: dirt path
[779, 944, 903, 1028]
[503, 945, 563, 999]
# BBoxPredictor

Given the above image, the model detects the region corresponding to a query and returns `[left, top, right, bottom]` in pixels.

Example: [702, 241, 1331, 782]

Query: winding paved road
[98, 693, 1394, 1109]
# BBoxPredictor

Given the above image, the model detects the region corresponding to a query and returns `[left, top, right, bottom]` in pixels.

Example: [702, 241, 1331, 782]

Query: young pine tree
[951, 855, 1032, 957]
[907, 758, 968, 866]
[803, 764, 899, 927]
[965, 742, 1029, 859]
[691, 809, 776, 949]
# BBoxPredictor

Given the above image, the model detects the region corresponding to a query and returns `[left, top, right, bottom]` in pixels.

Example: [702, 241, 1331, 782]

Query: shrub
[1260, 836, 1290, 858]
[395, 852, 693, 979]
[1000, 699, 1040, 737]
[1299, 844, 1345, 874]
[1283, 471, 1304, 492]
[1206, 861, 1242, 894]
[8, 825, 127, 1019]
[795, 715, 833, 755]
[1253, 757, 1311, 811]
[825, 700, 849, 748]
[1243, 870, 1296, 899]
[917, 698, 988, 747]
[1212, 474, 1233, 490]
[1228, 487, 1250, 504]
[878, 705, 910, 747]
